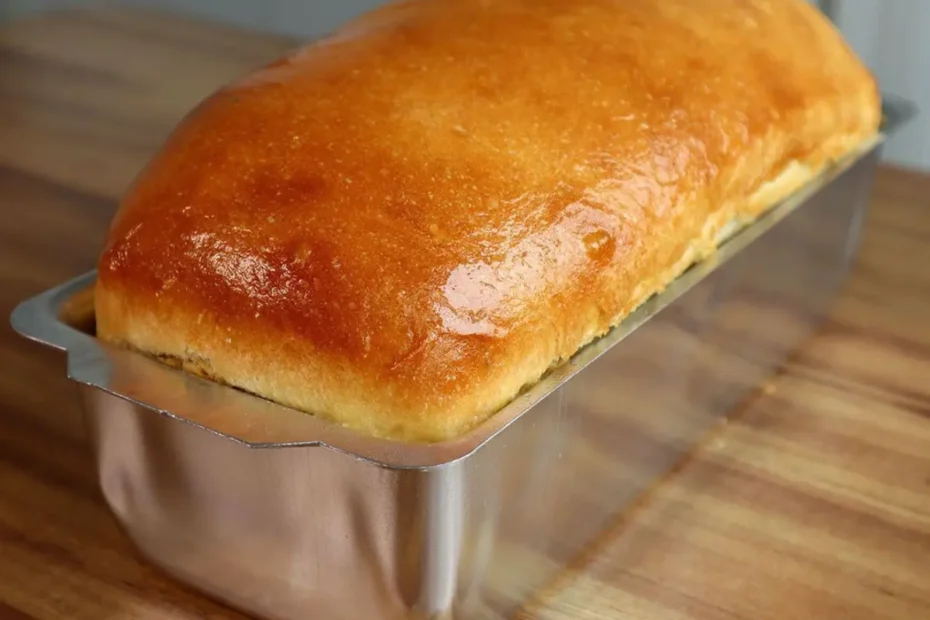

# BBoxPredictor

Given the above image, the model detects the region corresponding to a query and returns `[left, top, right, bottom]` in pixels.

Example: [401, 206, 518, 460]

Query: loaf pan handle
[10, 271, 98, 353]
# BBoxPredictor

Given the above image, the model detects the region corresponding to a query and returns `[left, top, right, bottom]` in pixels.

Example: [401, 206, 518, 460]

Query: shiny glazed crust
[95, 0, 881, 442]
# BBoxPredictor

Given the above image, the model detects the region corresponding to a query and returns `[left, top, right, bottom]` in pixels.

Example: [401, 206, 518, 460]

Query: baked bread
[95, 0, 881, 442]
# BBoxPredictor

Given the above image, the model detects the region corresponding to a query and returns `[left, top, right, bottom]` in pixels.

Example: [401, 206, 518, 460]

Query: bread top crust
[96, 0, 881, 441]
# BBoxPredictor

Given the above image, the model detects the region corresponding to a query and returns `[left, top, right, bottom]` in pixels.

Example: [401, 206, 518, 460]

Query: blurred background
[1, 0, 927, 172]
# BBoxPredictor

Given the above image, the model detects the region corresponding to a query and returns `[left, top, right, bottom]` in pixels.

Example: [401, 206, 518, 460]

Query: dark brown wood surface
[2, 8, 929, 620]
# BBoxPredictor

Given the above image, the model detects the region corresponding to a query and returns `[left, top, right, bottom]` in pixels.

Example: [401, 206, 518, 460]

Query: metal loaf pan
[11, 99, 915, 620]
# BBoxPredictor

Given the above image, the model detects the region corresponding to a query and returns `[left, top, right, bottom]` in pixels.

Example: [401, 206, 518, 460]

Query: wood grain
[1, 7, 929, 620]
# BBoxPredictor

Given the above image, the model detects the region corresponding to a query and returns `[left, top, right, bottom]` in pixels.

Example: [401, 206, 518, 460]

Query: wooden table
[2, 8, 929, 620]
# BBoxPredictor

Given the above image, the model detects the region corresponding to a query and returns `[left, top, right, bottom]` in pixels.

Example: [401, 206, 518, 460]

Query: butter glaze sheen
[95, 0, 881, 442]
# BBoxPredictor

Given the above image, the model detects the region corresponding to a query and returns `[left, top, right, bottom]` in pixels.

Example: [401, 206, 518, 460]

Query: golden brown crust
[95, 0, 881, 442]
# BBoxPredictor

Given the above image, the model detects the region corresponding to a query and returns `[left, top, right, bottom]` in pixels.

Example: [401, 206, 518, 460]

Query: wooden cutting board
[1, 8, 929, 620]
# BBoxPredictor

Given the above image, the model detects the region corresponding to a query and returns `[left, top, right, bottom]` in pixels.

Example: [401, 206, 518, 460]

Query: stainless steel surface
[10, 101, 914, 619]
[816, 0, 839, 22]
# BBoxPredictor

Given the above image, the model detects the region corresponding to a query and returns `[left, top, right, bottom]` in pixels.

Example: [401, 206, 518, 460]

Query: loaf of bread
[95, 0, 881, 442]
